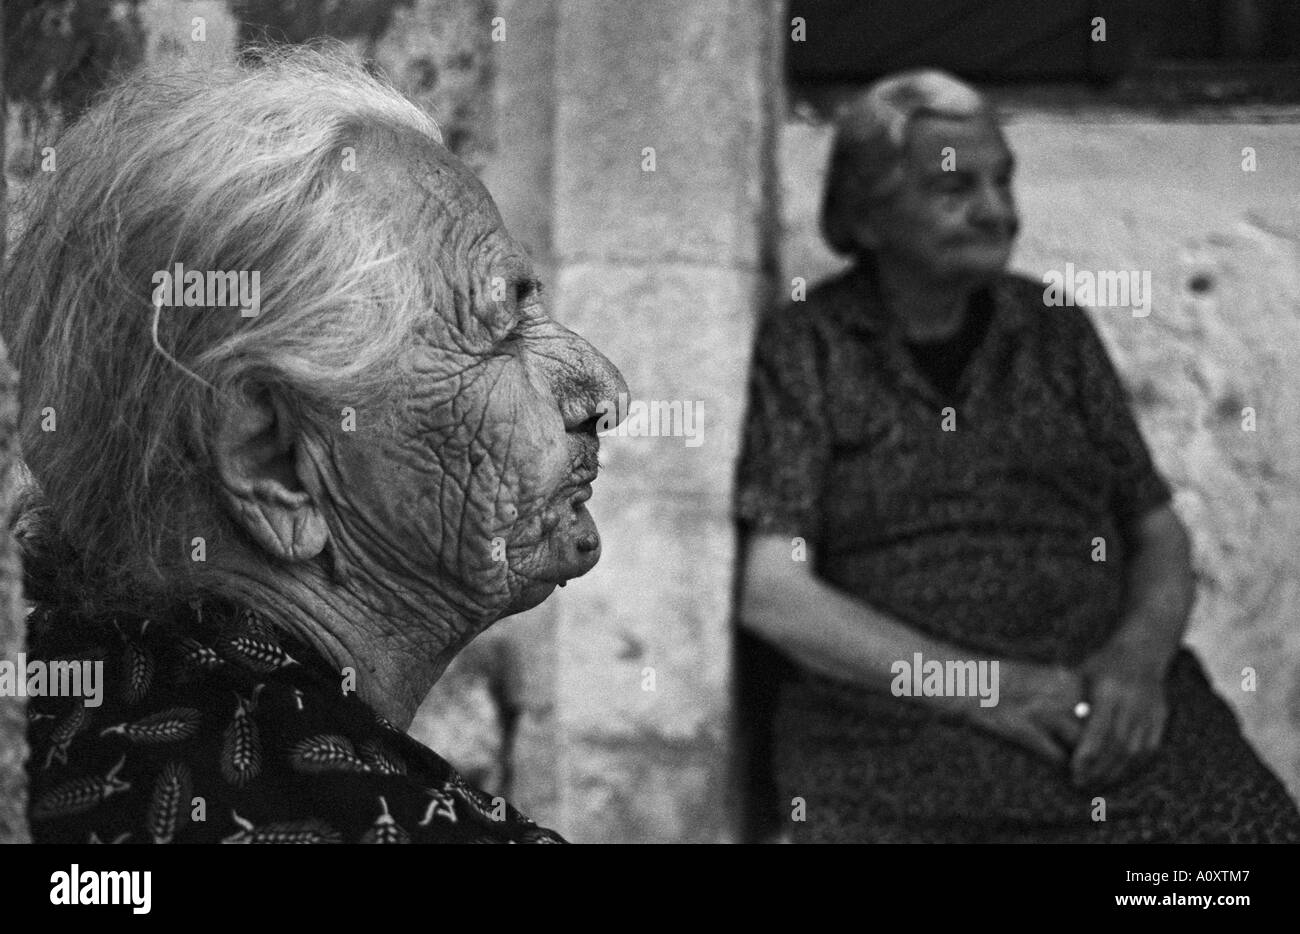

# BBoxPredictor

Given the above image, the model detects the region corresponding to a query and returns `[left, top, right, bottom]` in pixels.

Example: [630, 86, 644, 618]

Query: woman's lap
[774, 649, 1300, 843]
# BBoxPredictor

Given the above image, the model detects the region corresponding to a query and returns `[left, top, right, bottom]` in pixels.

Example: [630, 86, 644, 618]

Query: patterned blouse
[24, 595, 565, 844]
[733, 260, 1300, 843]
[736, 263, 1173, 665]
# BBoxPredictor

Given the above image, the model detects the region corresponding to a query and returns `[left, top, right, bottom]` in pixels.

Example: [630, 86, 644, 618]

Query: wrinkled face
[859, 113, 1019, 284]
[326, 130, 627, 629]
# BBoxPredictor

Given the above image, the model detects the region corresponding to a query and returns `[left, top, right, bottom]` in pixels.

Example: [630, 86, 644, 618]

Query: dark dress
[734, 260, 1300, 843]
[24, 594, 565, 843]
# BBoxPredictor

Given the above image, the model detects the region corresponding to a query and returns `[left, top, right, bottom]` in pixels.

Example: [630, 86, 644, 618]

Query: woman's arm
[740, 533, 1087, 764]
[1106, 504, 1196, 676]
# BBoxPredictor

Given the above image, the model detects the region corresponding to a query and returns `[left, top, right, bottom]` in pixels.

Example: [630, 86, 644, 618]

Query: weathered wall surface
[543, 0, 777, 843]
[780, 111, 1300, 804]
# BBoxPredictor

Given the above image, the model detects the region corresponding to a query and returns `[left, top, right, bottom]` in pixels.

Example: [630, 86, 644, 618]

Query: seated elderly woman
[736, 70, 1300, 843]
[4, 48, 625, 843]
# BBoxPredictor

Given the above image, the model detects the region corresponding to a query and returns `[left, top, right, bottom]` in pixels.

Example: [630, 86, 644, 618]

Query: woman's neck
[870, 256, 979, 342]
[204, 552, 469, 731]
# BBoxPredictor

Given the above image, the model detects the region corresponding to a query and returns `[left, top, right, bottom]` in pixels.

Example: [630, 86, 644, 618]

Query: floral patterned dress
[734, 260, 1300, 843]
[24, 594, 564, 844]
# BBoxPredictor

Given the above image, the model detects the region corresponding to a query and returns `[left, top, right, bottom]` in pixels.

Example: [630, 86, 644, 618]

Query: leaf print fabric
[359, 797, 409, 845]
[146, 761, 192, 844]
[43, 705, 89, 769]
[100, 708, 202, 744]
[220, 688, 263, 789]
[31, 755, 131, 821]
[24, 595, 565, 843]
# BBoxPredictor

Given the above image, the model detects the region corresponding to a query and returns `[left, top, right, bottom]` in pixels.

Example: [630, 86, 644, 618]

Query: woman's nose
[970, 181, 1016, 230]
[547, 325, 630, 433]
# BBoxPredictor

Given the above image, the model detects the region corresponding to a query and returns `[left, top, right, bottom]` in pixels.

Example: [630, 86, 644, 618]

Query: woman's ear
[212, 386, 330, 562]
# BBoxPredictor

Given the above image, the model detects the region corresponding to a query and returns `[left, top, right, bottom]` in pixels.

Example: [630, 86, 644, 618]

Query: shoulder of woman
[995, 272, 1103, 341]
[757, 266, 862, 342]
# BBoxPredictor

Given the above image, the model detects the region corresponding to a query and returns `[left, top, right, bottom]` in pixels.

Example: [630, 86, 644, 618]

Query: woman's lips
[568, 481, 599, 555]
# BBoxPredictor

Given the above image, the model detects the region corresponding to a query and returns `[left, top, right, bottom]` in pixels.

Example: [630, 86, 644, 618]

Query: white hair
[1, 44, 446, 608]
[821, 69, 991, 255]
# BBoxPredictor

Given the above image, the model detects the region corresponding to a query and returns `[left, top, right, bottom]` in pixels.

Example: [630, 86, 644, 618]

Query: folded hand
[1069, 653, 1169, 788]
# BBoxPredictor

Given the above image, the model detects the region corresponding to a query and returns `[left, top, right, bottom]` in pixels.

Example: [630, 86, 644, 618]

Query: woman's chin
[552, 499, 603, 577]
[953, 245, 1013, 278]
[500, 499, 606, 617]
[531, 499, 605, 590]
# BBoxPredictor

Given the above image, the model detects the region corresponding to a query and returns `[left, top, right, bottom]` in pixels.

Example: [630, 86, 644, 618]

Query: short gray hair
[820, 69, 990, 256]
[2, 45, 444, 607]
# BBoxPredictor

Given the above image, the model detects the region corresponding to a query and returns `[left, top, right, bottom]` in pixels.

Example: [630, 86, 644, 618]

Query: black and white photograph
[0, 0, 1297, 911]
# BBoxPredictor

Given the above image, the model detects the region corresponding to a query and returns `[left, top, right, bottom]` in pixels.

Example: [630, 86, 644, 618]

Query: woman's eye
[515, 278, 544, 308]
[487, 276, 544, 347]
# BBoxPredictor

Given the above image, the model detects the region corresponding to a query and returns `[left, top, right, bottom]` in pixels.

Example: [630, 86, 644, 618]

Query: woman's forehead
[909, 113, 1008, 150]
[391, 137, 497, 216]
[357, 127, 518, 265]
[906, 113, 1011, 164]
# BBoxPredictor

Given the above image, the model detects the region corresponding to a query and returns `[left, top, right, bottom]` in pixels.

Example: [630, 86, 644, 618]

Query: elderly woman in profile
[5, 48, 625, 844]
[736, 70, 1300, 843]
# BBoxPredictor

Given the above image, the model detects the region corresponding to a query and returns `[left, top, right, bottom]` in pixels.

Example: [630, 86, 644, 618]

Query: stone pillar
[549, 0, 779, 842]
[483, 0, 558, 284]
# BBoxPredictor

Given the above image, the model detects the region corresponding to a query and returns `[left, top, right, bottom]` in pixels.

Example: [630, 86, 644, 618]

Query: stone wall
[780, 109, 1300, 804]
[541, 0, 778, 843]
